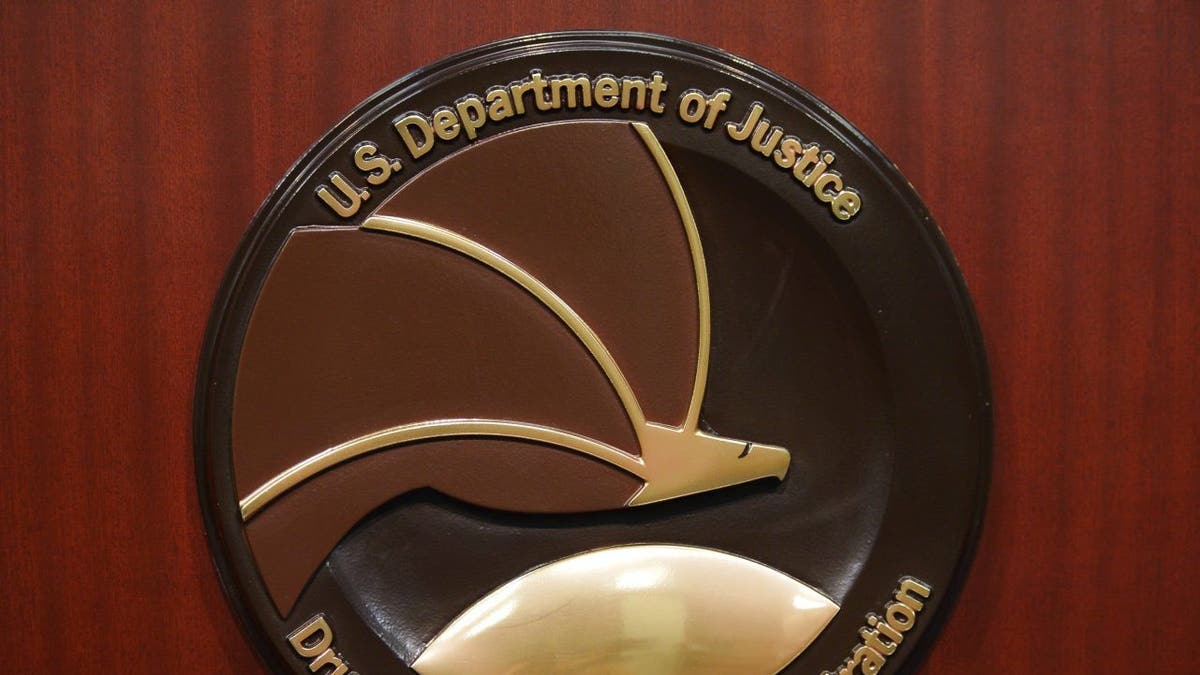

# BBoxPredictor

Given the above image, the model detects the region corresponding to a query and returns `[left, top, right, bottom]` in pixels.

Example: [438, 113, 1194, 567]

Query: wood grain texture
[0, 1, 1195, 672]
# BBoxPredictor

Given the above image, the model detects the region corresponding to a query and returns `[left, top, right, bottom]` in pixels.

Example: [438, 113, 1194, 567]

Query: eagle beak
[627, 425, 792, 507]
[742, 441, 791, 481]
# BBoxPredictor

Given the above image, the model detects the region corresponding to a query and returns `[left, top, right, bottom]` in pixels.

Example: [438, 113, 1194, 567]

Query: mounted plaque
[196, 32, 991, 675]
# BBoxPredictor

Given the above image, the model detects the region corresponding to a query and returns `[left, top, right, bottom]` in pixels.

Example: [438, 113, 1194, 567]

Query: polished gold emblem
[415, 545, 837, 675]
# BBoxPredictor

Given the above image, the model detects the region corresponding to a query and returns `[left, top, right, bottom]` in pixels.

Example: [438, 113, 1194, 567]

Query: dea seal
[195, 32, 990, 675]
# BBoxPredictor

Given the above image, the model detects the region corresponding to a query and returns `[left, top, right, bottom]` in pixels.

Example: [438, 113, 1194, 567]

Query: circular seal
[196, 32, 990, 675]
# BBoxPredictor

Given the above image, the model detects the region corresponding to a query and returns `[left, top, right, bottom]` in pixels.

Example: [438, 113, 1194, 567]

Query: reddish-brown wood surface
[2, 2, 1196, 672]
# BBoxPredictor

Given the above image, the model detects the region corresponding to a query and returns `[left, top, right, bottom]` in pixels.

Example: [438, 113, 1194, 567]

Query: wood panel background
[1, 1, 1195, 672]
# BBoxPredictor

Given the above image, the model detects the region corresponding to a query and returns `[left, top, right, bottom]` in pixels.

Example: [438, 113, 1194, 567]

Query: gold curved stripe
[631, 123, 711, 433]
[361, 215, 649, 431]
[239, 419, 648, 520]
